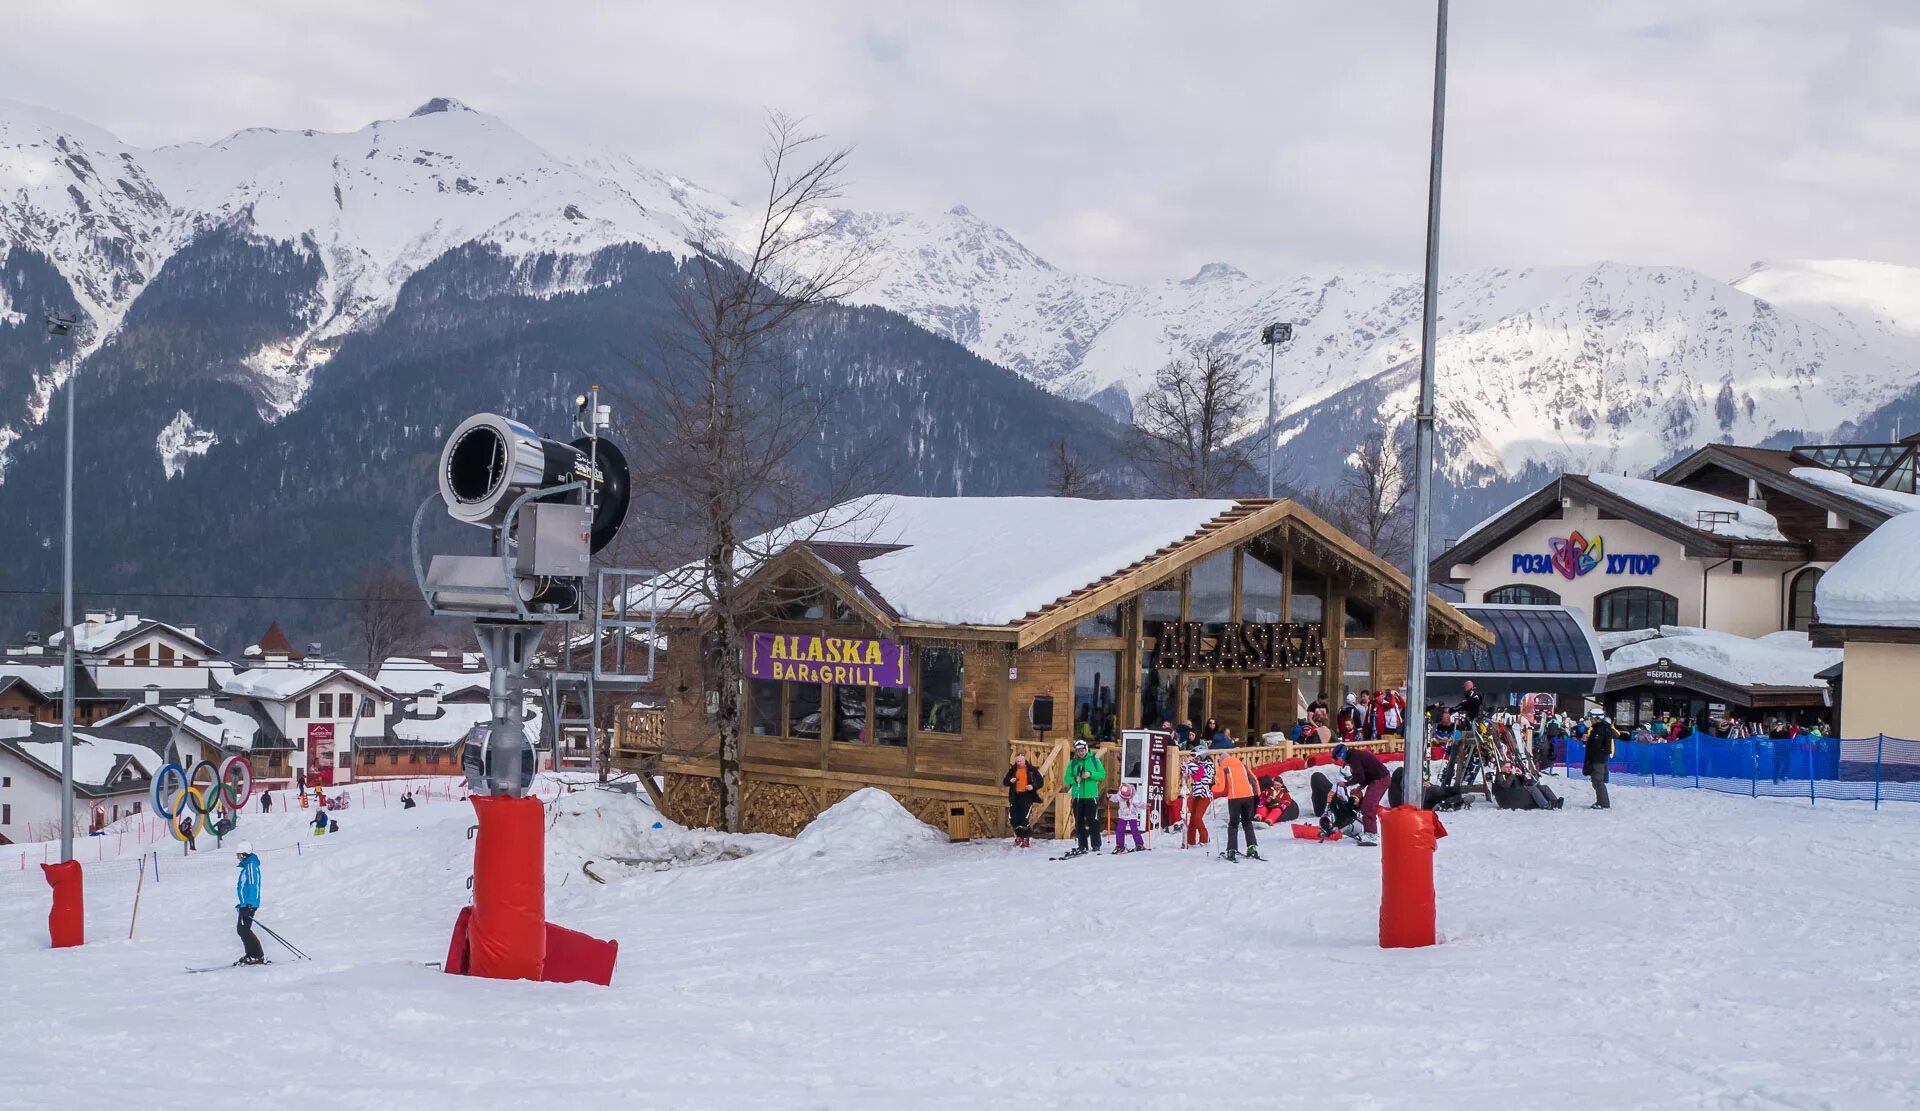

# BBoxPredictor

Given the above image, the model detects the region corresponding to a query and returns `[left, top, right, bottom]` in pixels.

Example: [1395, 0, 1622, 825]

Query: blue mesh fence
[1559, 735, 1920, 808]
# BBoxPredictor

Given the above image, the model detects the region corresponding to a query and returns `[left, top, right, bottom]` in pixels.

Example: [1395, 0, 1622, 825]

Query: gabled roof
[1432, 474, 1807, 581]
[48, 616, 218, 657]
[644, 495, 1492, 651]
[96, 699, 268, 752]
[1658, 444, 1907, 528]
[0, 723, 175, 796]
[222, 665, 389, 703]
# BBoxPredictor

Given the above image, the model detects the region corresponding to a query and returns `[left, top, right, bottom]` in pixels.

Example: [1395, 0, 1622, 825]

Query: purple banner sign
[746, 632, 909, 689]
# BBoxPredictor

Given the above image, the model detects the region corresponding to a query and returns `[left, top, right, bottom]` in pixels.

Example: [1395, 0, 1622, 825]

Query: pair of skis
[186, 917, 311, 973]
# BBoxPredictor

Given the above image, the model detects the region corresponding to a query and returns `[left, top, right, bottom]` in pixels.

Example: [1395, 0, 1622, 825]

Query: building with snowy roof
[1810, 511, 1920, 739]
[0, 721, 175, 844]
[612, 495, 1491, 837]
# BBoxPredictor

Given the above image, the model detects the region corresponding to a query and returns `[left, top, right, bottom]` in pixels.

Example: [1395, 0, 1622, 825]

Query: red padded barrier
[542, 921, 619, 986]
[1380, 805, 1437, 949]
[42, 860, 83, 948]
[467, 794, 546, 981]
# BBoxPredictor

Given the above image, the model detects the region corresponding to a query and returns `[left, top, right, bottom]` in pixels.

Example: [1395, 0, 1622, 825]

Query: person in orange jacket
[1213, 742, 1262, 861]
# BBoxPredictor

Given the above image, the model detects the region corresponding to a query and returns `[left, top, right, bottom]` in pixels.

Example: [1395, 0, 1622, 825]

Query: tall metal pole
[58, 331, 77, 864]
[1403, 0, 1448, 793]
[1265, 341, 1278, 498]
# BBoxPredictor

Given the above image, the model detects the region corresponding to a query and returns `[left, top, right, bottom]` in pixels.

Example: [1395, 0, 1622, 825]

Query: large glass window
[1185, 677, 1209, 729]
[1189, 551, 1234, 630]
[1074, 651, 1120, 743]
[1788, 568, 1824, 632]
[1595, 587, 1679, 632]
[1344, 597, 1376, 638]
[1140, 666, 1179, 729]
[749, 678, 783, 736]
[317, 693, 334, 718]
[1290, 566, 1326, 625]
[832, 686, 868, 743]
[789, 683, 823, 739]
[1242, 552, 1285, 623]
[1485, 583, 1560, 605]
[874, 686, 908, 746]
[918, 648, 964, 735]
[1076, 604, 1122, 639]
[339, 693, 355, 719]
[1342, 649, 1375, 700]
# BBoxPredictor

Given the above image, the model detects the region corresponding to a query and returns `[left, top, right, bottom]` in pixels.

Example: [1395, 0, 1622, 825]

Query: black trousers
[1071, 796, 1100, 851]
[1009, 797, 1035, 838]
[236, 906, 264, 962]
[1226, 797, 1258, 854]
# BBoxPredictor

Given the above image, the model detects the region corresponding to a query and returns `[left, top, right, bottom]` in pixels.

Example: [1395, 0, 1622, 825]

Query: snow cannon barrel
[464, 794, 546, 980]
[1379, 805, 1437, 949]
[42, 860, 84, 948]
[436, 412, 628, 552]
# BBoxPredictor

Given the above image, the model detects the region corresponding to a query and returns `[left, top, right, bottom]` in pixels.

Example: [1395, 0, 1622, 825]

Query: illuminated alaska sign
[1511, 531, 1659, 580]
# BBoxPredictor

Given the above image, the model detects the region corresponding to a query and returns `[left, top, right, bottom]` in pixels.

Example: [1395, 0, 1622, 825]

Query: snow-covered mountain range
[5, 94, 1919, 492]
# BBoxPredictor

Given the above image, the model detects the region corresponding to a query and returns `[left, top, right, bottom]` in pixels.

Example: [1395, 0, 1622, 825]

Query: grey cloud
[7, 0, 1918, 284]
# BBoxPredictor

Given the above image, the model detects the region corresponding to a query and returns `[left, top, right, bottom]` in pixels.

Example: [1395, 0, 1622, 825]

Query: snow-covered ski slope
[3, 778, 1918, 1109]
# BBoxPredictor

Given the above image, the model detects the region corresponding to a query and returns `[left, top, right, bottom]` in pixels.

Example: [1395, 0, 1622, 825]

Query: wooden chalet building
[612, 495, 1490, 837]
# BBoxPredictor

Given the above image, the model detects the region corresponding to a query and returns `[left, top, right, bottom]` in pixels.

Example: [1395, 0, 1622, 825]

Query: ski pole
[254, 921, 311, 961]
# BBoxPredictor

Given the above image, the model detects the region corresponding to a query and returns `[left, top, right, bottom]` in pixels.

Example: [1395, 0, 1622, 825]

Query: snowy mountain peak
[409, 96, 475, 117]
[1181, 262, 1249, 286]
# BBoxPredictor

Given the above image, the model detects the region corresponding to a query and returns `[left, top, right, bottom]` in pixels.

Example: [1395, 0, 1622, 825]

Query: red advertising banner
[308, 722, 336, 786]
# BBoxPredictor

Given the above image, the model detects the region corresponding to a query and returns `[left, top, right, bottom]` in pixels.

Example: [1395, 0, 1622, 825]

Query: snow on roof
[1606, 626, 1840, 689]
[46, 614, 212, 653]
[222, 665, 386, 701]
[1449, 486, 1544, 551]
[0, 663, 67, 695]
[642, 495, 1239, 626]
[1817, 511, 1920, 628]
[375, 658, 490, 696]
[391, 701, 541, 747]
[1789, 466, 1920, 519]
[9, 730, 164, 789]
[99, 702, 263, 752]
[1586, 473, 1788, 541]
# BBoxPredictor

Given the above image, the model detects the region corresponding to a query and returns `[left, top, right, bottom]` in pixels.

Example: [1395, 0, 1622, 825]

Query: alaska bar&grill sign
[746, 632, 910, 688]
[1149, 621, 1326, 671]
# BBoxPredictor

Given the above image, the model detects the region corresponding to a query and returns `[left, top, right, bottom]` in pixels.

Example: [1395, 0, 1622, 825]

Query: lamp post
[1403, 0, 1448, 795]
[1259, 322, 1294, 498]
[45, 311, 78, 864]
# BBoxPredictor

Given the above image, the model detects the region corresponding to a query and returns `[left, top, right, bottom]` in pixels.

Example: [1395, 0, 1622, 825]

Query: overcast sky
[8, 1, 1917, 285]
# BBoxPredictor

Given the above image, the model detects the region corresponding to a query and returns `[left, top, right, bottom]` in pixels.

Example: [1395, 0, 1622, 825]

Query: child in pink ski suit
[1109, 783, 1148, 853]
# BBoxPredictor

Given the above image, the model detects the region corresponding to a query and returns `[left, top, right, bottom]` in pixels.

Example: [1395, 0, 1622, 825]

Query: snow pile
[1606, 626, 1841, 688]
[1586, 473, 1788, 540]
[1817, 511, 1920, 627]
[545, 787, 767, 875]
[645, 495, 1236, 625]
[155, 410, 219, 479]
[1789, 466, 1920, 518]
[788, 787, 945, 865]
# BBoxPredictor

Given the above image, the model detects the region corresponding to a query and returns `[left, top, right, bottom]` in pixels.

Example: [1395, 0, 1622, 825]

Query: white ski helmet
[235, 841, 254, 855]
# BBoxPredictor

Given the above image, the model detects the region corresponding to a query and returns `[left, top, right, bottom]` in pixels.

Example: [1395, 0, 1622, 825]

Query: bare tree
[1305, 426, 1414, 565]
[1046, 439, 1104, 498]
[1129, 341, 1257, 496]
[621, 113, 874, 831]
[348, 564, 429, 672]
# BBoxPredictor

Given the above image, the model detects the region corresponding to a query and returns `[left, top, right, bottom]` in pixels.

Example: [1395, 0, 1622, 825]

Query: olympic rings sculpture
[152, 756, 253, 840]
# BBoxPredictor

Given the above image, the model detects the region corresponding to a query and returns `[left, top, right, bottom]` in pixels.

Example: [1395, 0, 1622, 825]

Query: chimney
[143, 685, 160, 706]
[306, 642, 323, 661]
[418, 684, 443, 716]
[124, 612, 139, 625]
[1746, 478, 1767, 510]
[180, 625, 197, 639]
[84, 612, 107, 634]
[193, 696, 215, 717]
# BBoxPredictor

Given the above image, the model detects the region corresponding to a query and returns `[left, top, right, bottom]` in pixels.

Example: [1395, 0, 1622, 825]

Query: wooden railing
[612, 705, 668, 760]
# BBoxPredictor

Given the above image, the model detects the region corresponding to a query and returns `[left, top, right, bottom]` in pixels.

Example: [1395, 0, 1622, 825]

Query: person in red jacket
[1332, 743, 1389, 847]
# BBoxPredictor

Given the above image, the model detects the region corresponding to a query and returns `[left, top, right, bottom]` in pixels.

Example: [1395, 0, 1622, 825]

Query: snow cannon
[412, 389, 639, 986]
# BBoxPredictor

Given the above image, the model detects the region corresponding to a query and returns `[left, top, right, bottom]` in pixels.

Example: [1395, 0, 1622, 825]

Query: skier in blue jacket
[234, 842, 265, 965]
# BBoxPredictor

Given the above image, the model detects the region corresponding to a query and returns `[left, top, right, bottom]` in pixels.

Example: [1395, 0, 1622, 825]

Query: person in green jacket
[1064, 738, 1106, 856]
